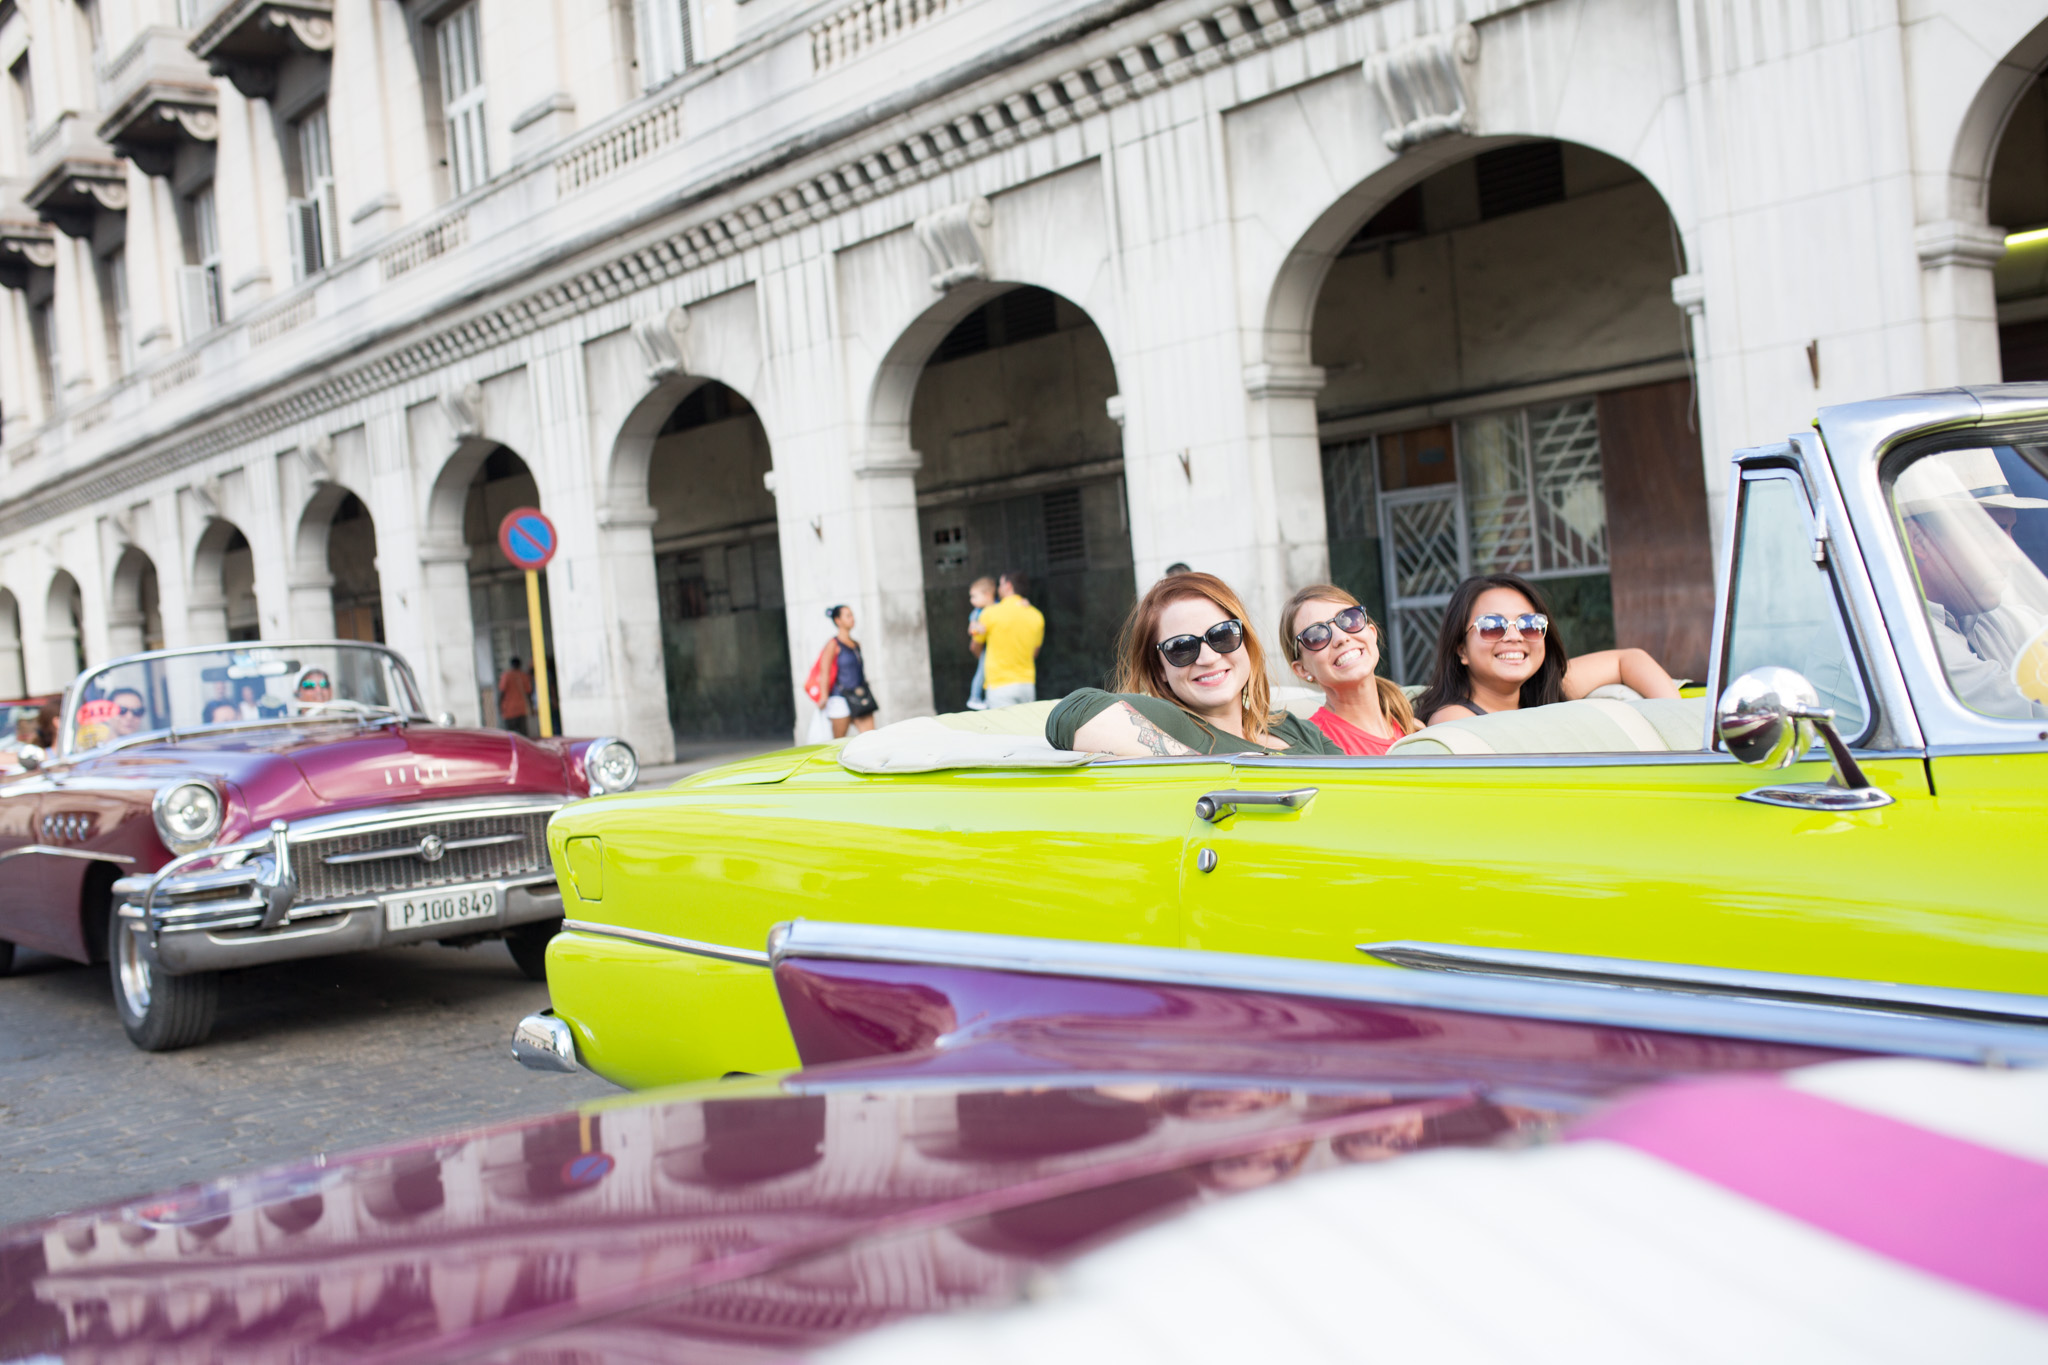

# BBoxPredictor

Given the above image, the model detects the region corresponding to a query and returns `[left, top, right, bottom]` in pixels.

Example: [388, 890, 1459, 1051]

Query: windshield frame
[60, 641, 430, 757]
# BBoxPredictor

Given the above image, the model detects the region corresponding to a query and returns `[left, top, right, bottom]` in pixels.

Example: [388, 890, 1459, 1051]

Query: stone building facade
[1, 0, 2045, 762]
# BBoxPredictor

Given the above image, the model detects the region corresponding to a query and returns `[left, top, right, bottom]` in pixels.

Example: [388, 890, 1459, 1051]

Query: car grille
[292, 811, 556, 901]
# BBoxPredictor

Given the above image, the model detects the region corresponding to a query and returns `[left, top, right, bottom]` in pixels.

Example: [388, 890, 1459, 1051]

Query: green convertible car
[528, 387, 2048, 1090]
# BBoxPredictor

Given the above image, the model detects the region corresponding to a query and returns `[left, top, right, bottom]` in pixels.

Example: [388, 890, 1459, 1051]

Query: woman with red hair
[1046, 572, 1340, 757]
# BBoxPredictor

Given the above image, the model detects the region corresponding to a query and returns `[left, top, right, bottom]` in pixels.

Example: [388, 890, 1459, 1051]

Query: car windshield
[65, 645, 426, 754]
[1890, 444, 2048, 719]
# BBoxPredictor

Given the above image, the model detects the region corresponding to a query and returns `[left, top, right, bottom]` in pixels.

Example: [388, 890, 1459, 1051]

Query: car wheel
[506, 919, 559, 982]
[0, 938, 13, 977]
[110, 914, 217, 1051]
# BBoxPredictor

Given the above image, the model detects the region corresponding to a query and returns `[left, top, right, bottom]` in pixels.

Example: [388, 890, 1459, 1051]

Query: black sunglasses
[1295, 605, 1370, 652]
[1156, 619, 1245, 669]
[1468, 612, 1548, 642]
[116, 704, 144, 717]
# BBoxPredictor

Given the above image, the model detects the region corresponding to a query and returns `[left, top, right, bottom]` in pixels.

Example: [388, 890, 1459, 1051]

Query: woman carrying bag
[804, 604, 880, 740]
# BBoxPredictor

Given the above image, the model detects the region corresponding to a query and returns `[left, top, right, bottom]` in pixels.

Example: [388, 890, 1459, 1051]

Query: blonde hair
[1278, 584, 1419, 735]
[1113, 571, 1275, 743]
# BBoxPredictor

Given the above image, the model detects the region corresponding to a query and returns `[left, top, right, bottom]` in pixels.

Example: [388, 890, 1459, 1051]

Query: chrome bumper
[512, 1011, 583, 1073]
[113, 795, 571, 975]
[122, 880, 563, 974]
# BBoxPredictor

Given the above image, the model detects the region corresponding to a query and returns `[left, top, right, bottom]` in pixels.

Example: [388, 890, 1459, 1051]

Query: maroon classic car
[0, 641, 636, 1051]
[1, 924, 2042, 1361]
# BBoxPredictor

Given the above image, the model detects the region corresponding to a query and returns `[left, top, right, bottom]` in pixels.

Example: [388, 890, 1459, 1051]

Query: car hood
[0, 1067, 1569, 1363]
[74, 725, 572, 826]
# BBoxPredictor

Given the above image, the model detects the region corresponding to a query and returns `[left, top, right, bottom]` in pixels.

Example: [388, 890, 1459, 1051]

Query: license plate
[383, 883, 500, 932]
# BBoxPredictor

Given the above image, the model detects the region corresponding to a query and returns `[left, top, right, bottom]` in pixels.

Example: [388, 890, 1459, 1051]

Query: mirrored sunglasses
[1468, 612, 1548, 642]
[1156, 619, 1245, 669]
[1295, 605, 1370, 652]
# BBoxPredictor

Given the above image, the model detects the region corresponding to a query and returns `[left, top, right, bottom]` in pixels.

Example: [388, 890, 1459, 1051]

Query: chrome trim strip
[561, 917, 771, 966]
[322, 832, 525, 865]
[282, 794, 568, 842]
[771, 921, 2048, 1063]
[0, 844, 134, 864]
[1361, 941, 2048, 1026]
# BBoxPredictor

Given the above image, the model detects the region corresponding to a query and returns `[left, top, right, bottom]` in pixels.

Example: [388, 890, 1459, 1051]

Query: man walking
[498, 655, 534, 736]
[971, 570, 1045, 708]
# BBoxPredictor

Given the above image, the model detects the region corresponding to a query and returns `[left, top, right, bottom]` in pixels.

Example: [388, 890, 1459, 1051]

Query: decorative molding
[631, 306, 691, 379]
[913, 196, 993, 291]
[512, 92, 577, 135]
[762, 470, 779, 495]
[187, 476, 222, 519]
[78, 178, 129, 212]
[851, 446, 923, 479]
[299, 435, 334, 485]
[0, 228, 57, 269]
[811, 0, 971, 73]
[165, 105, 220, 141]
[1243, 362, 1327, 398]
[248, 293, 316, 344]
[1364, 23, 1478, 152]
[0, 0, 1389, 537]
[270, 11, 334, 52]
[440, 383, 485, 440]
[1104, 394, 1126, 427]
[1669, 272, 1706, 317]
[1915, 220, 2007, 271]
[349, 192, 400, 225]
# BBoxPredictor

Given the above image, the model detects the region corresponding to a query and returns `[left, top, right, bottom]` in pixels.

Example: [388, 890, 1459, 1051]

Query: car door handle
[1194, 788, 1317, 822]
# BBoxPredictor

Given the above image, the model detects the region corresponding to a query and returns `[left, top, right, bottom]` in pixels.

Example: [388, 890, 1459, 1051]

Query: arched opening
[1301, 139, 1710, 683]
[908, 285, 1131, 707]
[192, 519, 259, 643]
[107, 546, 163, 657]
[44, 571, 85, 680]
[463, 446, 553, 728]
[637, 380, 791, 744]
[327, 493, 383, 641]
[0, 590, 24, 696]
[1989, 68, 2048, 379]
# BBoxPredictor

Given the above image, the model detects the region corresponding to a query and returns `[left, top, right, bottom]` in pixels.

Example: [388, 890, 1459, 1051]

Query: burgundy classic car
[0, 641, 636, 1051]
[1, 924, 2041, 1361]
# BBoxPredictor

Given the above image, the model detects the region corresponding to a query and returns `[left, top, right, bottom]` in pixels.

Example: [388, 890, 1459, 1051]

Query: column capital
[1242, 363, 1325, 399]
[1915, 220, 2007, 271]
[851, 446, 923, 479]
[1670, 272, 1706, 317]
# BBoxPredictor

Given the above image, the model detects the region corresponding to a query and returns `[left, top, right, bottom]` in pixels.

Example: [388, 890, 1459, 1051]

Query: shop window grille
[1043, 487, 1087, 566]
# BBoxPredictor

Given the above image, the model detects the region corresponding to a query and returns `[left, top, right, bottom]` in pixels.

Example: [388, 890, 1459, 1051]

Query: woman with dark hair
[1046, 572, 1340, 756]
[1414, 573, 1679, 725]
[803, 604, 879, 739]
[1279, 583, 1419, 755]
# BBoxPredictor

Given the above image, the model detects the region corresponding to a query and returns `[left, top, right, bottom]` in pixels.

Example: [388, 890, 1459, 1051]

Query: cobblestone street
[0, 941, 617, 1227]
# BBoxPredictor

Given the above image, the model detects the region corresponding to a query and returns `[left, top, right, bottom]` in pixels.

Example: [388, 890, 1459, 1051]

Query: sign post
[496, 507, 559, 738]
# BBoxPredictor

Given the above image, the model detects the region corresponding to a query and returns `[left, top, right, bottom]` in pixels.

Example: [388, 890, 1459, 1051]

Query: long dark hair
[1414, 573, 1571, 720]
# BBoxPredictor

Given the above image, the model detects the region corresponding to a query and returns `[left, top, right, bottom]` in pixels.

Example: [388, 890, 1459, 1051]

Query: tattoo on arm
[1121, 703, 1196, 756]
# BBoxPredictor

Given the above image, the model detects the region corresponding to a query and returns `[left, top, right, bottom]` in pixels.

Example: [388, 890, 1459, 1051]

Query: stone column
[1240, 361, 1331, 634]
[416, 539, 484, 724]
[844, 442, 936, 724]
[1916, 220, 2007, 387]
[588, 502, 673, 762]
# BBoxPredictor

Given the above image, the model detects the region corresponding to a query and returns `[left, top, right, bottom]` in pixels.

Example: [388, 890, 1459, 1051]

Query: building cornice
[0, 0, 1516, 538]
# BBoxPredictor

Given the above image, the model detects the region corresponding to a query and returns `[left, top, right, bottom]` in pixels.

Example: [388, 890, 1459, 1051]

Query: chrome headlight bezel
[584, 737, 638, 795]
[152, 781, 224, 854]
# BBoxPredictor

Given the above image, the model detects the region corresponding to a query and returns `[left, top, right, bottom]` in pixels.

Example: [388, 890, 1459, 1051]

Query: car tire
[109, 912, 217, 1051]
[0, 938, 13, 976]
[506, 919, 559, 983]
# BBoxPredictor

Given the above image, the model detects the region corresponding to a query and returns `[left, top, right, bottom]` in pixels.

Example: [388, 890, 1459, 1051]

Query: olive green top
[1047, 688, 1343, 756]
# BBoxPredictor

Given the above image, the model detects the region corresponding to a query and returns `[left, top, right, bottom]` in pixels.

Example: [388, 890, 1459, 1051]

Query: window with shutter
[289, 103, 336, 277]
[181, 183, 223, 337]
[436, 4, 489, 196]
[635, 0, 693, 91]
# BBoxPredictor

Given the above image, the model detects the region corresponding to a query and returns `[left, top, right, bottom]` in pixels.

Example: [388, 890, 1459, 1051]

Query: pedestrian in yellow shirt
[971, 570, 1046, 708]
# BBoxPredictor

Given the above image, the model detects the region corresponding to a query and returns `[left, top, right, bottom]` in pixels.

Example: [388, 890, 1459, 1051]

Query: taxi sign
[497, 507, 558, 570]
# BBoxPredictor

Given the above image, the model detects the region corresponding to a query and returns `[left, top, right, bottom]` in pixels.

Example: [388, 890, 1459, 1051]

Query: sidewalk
[632, 738, 792, 790]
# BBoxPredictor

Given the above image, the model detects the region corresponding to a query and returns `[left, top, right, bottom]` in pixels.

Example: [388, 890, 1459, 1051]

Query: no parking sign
[497, 507, 558, 737]
[497, 507, 558, 571]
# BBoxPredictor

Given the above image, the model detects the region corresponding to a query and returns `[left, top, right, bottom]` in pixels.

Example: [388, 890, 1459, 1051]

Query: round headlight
[586, 738, 638, 795]
[153, 782, 222, 853]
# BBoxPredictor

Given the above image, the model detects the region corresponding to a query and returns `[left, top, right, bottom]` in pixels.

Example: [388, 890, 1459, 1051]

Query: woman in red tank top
[1278, 585, 1419, 756]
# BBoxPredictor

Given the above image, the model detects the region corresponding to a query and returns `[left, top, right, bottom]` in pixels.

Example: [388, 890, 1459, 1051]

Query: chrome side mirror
[435, 712, 455, 728]
[16, 744, 44, 773]
[1716, 666, 1820, 770]
[1716, 666, 1891, 810]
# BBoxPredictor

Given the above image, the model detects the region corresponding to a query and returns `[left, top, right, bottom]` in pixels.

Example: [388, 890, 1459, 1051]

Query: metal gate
[1379, 485, 1467, 683]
